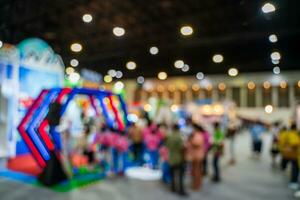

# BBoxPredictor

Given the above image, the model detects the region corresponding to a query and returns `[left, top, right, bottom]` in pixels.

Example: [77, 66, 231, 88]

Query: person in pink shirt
[188, 124, 206, 190]
[142, 121, 163, 168]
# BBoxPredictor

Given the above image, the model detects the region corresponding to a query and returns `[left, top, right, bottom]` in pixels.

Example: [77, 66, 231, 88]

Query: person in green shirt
[212, 122, 225, 182]
[166, 124, 188, 196]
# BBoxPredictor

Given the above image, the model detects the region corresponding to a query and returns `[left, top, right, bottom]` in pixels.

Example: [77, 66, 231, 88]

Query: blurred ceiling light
[271, 51, 281, 60]
[196, 72, 204, 80]
[104, 75, 112, 83]
[149, 46, 159, 55]
[69, 72, 80, 83]
[218, 83, 226, 91]
[206, 84, 213, 91]
[280, 81, 287, 89]
[212, 54, 224, 63]
[113, 27, 125, 37]
[158, 72, 167, 80]
[137, 76, 145, 84]
[70, 59, 79, 67]
[182, 64, 189, 72]
[180, 25, 193, 36]
[262, 3, 276, 13]
[174, 60, 184, 69]
[247, 81, 256, 90]
[108, 69, 117, 77]
[70, 43, 82, 52]
[269, 34, 278, 43]
[273, 66, 280, 74]
[298, 81, 300, 88]
[228, 68, 238, 77]
[82, 14, 93, 23]
[114, 81, 124, 91]
[0, 40, 3, 48]
[263, 81, 271, 89]
[126, 61, 137, 70]
[272, 59, 280, 65]
[116, 71, 123, 79]
[66, 67, 75, 75]
[265, 105, 273, 114]
[192, 84, 200, 91]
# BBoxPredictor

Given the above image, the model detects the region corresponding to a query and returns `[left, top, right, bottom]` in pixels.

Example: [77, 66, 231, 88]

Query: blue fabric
[250, 124, 265, 142]
[162, 162, 171, 184]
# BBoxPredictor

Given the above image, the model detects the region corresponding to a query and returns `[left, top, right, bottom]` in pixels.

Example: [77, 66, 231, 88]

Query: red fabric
[7, 154, 42, 176]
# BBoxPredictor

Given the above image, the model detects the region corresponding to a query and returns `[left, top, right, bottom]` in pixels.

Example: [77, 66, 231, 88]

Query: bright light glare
[70, 59, 79, 67]
[113, 27, 125, 37]
[228, 68, 238, 77]
[174, 60, 184, 69]
[149, 46, 159, 55]
[212, 54, 224, 63]
[269, 34, 278, 43]
[271, 52, 281, 60]
[196, 72, 204, 80]
[104, 75, 113, 83]
[265, 105, 273, 114]
[82, 14, 93, 23]
[158, 72, 167, 80]
[137, 76, 145, 84]
[69, 72, 80, 83]
[180, 26, 193, 36]
[70, 43, 82, 52]
[273, 66, 280, 74]
[126, 61, 137, 70]
[262, 3, 276, 14]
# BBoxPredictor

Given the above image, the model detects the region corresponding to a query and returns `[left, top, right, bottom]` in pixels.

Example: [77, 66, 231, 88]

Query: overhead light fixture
[228, 68, 238, 77]
[271, 51, 281, 60]
[247, 81, 256, 90]
[280, 81, 287, 89]
[196, 72, 204, 80]
[273, 66, 280, 75]
[0, 40, 3, 48]
[269, 34, 278, 43]
[116, 71, 123, 79]
[82, 14, 93, 23]
[212, 54, 224, 63]
[263, 81, 271, 89]
[265, 105, 273, 114]
[70, 43, 82, 52]
[218, 83, 226, 91]
[149, 46, 159, 55]
[104, 75, 113, 83]
[113, 27, 125, 37]
[66, 67, 75, 75]
[68, 72, 80, 84]
[272, 59, 280, 65]
[181, 64, 189, 72]
[137, 76, 145, 84]
[126, 61, 137, 70]
[174, 60, 184, 69]
[108, 69, 117, 77]
[70, 59, 79, 67]
[158, 72, 167, 80]
[180, 25, 193, 36]
[262, 3, 276, 14]
[114, 81, 124, 91]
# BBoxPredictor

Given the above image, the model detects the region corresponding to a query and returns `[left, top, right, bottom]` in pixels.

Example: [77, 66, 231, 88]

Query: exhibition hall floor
[0, 133, 295, 200]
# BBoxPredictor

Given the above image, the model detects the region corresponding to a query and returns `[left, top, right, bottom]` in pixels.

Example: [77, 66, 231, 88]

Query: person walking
[211, 122, 225, 182]
[279, 123, 300, 190]
[166, 124, 188, 196]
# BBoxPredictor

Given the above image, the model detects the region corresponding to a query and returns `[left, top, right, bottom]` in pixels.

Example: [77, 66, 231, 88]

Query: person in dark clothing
[166, 124, 188, 196]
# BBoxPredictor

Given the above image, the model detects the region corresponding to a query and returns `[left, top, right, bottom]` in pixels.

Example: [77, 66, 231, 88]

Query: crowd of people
[61, 112, 235, 197]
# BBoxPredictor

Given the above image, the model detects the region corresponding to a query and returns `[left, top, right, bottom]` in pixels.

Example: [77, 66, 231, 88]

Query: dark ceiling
[0, 0, 299, 78]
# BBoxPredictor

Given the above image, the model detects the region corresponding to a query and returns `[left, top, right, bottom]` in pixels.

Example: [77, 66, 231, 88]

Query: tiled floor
[0, 132, 295, 200]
